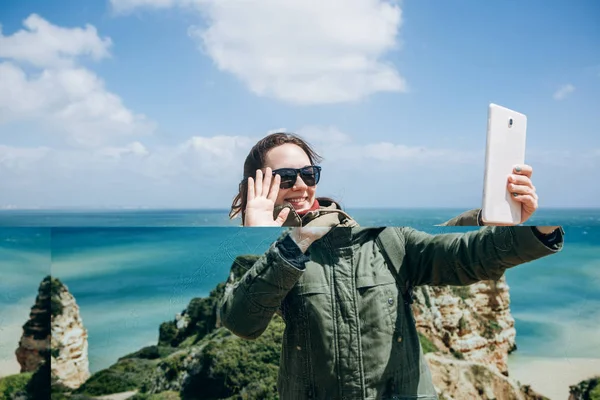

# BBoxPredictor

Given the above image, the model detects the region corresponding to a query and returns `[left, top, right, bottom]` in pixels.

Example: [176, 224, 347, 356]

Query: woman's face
[263, 143, 317, 213]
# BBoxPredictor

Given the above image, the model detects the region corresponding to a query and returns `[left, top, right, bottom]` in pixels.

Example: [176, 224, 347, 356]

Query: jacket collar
[273, 199, 358, 228]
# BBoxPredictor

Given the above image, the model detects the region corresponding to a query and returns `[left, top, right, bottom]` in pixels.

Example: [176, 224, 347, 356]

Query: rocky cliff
[49, 277, 91, 389]
[426, 353, 548, 400]
[412, 277, 516, 375]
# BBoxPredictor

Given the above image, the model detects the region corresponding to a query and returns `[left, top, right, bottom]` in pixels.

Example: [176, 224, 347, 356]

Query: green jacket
[219, 208, 563, 399]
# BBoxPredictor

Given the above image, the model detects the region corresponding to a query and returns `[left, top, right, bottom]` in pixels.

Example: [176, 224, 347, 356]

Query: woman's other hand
[289, 227, 332, 253]
[508, 164, 538, 224]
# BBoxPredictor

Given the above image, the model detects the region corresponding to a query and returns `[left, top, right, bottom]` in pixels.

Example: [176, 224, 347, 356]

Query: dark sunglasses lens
[275, 169, 297, 189]
[300, 167, 319, 186]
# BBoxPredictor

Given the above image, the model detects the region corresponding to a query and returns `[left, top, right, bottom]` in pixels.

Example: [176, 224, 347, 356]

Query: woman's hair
[230, 132, 340, 223]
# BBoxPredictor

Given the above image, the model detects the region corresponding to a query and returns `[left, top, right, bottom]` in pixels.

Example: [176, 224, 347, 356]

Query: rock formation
[15, 276, 52, 373]
[412, 277, 516, 375]
[49, 277, 91, 389]
[426, 353, 549, 400]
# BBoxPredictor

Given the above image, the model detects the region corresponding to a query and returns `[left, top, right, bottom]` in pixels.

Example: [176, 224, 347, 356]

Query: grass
[130, 391, 180, 400]
[482, 320, 503, 340]
[0, 373, 32, 400]
[418, 332, 439, 354]
[74, 358, 158, 396]
[450, 286, 471, 301]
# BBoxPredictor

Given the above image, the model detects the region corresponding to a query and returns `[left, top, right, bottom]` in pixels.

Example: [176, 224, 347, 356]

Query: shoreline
[508, 355, 600, 400]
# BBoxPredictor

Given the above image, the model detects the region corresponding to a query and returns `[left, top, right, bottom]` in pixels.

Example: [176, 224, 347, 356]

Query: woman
[221, 132, 563, 399]
[229, 132, 541, 228]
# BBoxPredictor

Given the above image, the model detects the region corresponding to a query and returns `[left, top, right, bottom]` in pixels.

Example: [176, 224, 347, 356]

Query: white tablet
[481, 103, 527, 225]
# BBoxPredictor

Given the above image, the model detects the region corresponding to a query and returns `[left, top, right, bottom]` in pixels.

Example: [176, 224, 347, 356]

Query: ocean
[1, 208, 600, 227]
[0, 210, 599, 380]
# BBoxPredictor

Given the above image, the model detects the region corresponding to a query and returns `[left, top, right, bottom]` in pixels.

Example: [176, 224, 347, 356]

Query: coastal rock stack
[15, 276, 52, 373]
[49, 277, 91, 389]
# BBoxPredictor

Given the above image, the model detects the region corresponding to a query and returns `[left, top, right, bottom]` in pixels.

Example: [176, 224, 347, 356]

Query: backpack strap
[375, 227, 414, 305]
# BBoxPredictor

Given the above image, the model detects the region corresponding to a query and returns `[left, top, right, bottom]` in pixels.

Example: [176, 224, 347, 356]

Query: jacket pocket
[356, 273, 400, 335]
[284, 282, 332, 335]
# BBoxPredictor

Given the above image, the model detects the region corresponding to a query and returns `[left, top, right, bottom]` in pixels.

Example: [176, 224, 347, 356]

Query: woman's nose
[292, 174, 308, 190]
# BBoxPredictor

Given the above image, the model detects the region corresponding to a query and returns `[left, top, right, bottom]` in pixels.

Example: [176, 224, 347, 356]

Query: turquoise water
[1, 224, 599, 375]
[1, 208, 599, 226]
[0, 229, 51, 372]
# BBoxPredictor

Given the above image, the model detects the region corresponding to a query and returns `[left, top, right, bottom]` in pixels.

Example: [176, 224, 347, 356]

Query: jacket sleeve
[400, 226, 564, 287]
[218, 236, 306, 340]
[439, 208, 482, 226]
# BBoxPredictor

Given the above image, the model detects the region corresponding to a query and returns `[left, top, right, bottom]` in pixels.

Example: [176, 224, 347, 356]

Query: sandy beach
[508, 356, 600, 400]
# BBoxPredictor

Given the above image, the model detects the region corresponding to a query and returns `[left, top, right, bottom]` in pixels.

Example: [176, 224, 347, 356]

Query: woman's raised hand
[244, 167, 291, 226]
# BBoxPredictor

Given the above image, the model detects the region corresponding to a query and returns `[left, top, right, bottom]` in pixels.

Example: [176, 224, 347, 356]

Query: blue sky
[0, 0, 598, 209]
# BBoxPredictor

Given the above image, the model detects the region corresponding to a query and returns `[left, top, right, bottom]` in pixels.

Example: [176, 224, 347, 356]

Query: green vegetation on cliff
[181, 316, 284, 400]
[0, 373, 32, 400]
[570, 376, 600, 400]
[75, 358, 158, 396]
[158, 282, 227, 348]
[418, 332, 439, 354]
[49, 276, 65, 318]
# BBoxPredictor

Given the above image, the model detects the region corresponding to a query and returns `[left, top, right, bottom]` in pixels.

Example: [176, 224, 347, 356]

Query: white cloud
[295, 127, 477, 165]
[0, 144, 50, 173]
[110, 0, 188, 14]
[0, 14, 112, 69]
[0, 15, 154, 147]
[112, 0, 407, 104]
[1, 125, 597, 208]
[297, 126, 352, 147]
[180, 135, 254, 160]
[0, 134, 256, 207]
[0, 127, 479, 207]
[553, 84, 575, 100]
[96, 141, 149, 159]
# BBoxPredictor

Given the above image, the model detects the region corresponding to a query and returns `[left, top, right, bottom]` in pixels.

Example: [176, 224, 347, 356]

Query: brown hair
[230, 132, 339, 224]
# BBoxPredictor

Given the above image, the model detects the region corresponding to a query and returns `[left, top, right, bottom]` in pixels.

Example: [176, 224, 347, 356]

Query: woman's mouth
[286, 197, 308, 208]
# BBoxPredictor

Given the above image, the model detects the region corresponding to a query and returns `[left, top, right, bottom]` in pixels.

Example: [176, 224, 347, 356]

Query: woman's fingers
[274, 207, 290, 226]
[509, 183, 536, 197]
[254, 169, 263, 197]
[514, 194, 538, 211]
[262, 167, 273, 198]
[267, 174, 281, 202]
[513, 164, 533, 178]
[508, 174, 533, 187]
[247, 177, 255, 200]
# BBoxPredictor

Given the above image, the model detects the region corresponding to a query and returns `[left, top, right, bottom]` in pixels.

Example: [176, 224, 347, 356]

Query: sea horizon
[1, 207, 599, 227]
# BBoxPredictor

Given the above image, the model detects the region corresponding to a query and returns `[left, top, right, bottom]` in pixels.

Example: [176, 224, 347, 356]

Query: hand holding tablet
[482, 104, 538, 225]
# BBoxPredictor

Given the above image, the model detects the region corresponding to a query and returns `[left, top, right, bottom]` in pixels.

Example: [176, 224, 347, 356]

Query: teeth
[287, 198, 305, 203]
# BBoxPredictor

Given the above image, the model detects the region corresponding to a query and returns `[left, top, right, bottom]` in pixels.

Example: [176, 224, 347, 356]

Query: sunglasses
[272, 165, 322, 189]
